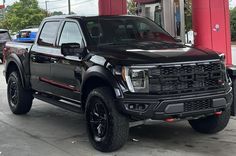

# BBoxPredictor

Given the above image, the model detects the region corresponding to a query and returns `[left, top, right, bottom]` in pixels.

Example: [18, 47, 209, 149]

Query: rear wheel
[7, 71, 33, 114]
[85, 87, 129, 152]
[189, 109, 231, 134]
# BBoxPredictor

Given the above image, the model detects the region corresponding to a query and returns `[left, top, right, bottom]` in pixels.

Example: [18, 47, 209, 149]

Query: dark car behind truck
[3, 15, 235, 152]
[0, 29, 11, 63]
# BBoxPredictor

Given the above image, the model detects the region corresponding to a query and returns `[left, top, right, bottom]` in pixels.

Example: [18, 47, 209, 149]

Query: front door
[50, 20, 85, 102]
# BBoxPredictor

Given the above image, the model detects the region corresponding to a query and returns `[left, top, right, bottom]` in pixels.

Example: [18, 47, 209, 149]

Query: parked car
[3, 15, 234, 152]
[0, 29, 11, 63]
[15, 28, 38, 43]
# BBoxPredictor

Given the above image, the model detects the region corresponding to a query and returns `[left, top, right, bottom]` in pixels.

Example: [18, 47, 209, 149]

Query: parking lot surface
[0, 61, 236, 156]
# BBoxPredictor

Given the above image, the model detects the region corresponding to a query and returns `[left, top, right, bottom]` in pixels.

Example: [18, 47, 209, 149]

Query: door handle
[51, 58, 58, 63]
[31, 56, 36, 62]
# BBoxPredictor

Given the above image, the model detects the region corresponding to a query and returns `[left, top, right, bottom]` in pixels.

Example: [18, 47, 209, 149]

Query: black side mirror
[61, 43, 81, 57]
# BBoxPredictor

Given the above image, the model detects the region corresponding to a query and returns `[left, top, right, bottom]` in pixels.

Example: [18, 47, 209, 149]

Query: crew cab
[3, 15, 234, 152]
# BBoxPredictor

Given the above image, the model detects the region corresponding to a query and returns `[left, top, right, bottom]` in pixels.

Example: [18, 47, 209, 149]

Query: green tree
[230, 7, 236, 41]
[128, 0, 136, 15]
[0, 0, 47, 32]
[50, 11, 64, 16]
[185, 0, 192, 32]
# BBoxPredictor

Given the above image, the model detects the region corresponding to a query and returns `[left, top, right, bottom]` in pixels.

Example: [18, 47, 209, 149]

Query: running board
[34, 94, 84, 114]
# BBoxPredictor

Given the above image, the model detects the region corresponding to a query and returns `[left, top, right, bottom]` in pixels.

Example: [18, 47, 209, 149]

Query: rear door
[30, 20, 61, 93]
[50, 19, 85, 102]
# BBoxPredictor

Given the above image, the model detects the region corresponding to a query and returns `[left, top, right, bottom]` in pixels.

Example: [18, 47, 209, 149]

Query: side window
[59, 22, 83, 46]
[139, 22, 151, 32]
[38, 21, 60, 47]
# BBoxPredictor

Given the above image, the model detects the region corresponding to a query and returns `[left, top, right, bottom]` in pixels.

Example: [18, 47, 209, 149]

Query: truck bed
[6, 41, 33, 53]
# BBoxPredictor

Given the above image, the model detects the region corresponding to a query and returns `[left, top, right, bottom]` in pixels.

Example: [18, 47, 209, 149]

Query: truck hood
[89, 41, 220, 66]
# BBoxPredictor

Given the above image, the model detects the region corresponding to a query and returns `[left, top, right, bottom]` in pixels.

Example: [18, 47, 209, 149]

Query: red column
[99, 0, 127, 16]
[192, 0, 232, 65]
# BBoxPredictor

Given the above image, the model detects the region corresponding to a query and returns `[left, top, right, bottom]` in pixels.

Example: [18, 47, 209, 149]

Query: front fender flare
[81, 65, 123, 98]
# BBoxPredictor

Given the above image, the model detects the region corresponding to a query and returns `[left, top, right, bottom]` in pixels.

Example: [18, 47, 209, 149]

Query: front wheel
[85, 87, 129, 152]
[189, 109, 231, 134]
[7, 71, 33, 114]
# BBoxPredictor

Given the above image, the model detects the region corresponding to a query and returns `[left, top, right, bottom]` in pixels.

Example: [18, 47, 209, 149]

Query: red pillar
[99, 0, 127, 16]
[192, 0, 232, 65]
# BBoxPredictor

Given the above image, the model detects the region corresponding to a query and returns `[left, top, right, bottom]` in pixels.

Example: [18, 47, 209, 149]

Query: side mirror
[61, 43, 81, 57]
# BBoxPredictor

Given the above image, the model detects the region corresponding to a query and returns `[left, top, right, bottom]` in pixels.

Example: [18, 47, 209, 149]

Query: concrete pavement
[0, 64, 236, 156]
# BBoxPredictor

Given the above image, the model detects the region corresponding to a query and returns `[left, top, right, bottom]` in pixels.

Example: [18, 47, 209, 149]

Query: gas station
[0, 0, 236, 156]
[0, 0, 236, 155]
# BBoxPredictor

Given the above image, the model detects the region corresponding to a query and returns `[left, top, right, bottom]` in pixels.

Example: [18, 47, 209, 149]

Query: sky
[1, 0, 236, 14]
[230, 0, 236, 9]
[2, 0, 98, 14]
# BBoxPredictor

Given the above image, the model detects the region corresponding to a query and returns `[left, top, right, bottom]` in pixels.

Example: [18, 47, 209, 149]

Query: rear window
[38, 21, 60, 47]
[0, 31, 10, 41]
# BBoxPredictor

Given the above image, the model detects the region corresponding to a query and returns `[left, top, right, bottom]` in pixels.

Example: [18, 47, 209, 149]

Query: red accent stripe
[3, 48, 7, 64]
[39, 77, 80, 93]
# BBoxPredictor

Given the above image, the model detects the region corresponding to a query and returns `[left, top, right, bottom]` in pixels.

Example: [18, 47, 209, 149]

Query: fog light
[126, 103, 149, 111]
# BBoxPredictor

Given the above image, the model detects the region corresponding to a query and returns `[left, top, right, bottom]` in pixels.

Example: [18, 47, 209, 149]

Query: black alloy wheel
[85, 87, 129, 152]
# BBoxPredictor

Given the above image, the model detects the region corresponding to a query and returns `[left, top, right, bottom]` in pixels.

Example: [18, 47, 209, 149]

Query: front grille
[184, 99, 212, 112]
[149, 61, 226, 96]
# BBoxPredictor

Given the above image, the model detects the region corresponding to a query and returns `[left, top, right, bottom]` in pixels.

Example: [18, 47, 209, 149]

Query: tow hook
[214, 111, 223, 116]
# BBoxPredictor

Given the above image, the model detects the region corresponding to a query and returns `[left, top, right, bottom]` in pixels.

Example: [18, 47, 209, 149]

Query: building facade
[135, 0, 185, 42]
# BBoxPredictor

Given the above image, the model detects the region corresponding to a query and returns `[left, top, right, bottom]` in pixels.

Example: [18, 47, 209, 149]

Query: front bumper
[117, 88, 233, 120]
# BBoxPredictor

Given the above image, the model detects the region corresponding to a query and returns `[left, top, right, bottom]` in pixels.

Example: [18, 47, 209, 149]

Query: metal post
[68, 0, 71, 15]
[45, 1, 48, 12]
[179, 0, 185, 43]
[45, 1, 48, 16]
[2, 0, 5, 19]
[162, 0, 175, 37]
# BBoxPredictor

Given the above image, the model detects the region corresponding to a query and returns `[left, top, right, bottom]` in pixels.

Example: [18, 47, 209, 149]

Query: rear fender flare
[5, 53, 28, 88]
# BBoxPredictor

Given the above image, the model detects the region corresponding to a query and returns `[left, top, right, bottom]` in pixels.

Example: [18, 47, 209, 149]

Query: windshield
[85, 16, 175, 46]
[0, 31, 11, 41]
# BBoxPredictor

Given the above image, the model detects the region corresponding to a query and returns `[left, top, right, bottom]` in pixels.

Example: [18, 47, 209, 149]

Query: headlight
[122, 67, 150, 93]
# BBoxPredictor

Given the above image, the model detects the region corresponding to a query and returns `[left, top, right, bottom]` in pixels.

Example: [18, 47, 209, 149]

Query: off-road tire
[189, 109, 231, 134]
[85, 87, 129, 152]
[7, 71, 33, 114]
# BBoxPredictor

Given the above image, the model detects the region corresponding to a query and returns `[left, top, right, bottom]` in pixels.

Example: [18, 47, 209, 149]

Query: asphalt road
[0, 64, 236, 156]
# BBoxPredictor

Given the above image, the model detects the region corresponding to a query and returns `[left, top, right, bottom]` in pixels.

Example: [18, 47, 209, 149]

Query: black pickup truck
[3, 15, 235, 152]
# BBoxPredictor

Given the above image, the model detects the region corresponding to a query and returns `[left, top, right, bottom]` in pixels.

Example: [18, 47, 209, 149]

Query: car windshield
[85, 16, 175, 46]
[0, 31, 11, 41]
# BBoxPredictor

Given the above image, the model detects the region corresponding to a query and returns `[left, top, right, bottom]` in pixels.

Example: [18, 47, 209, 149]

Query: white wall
[162, 0, 175, 37]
